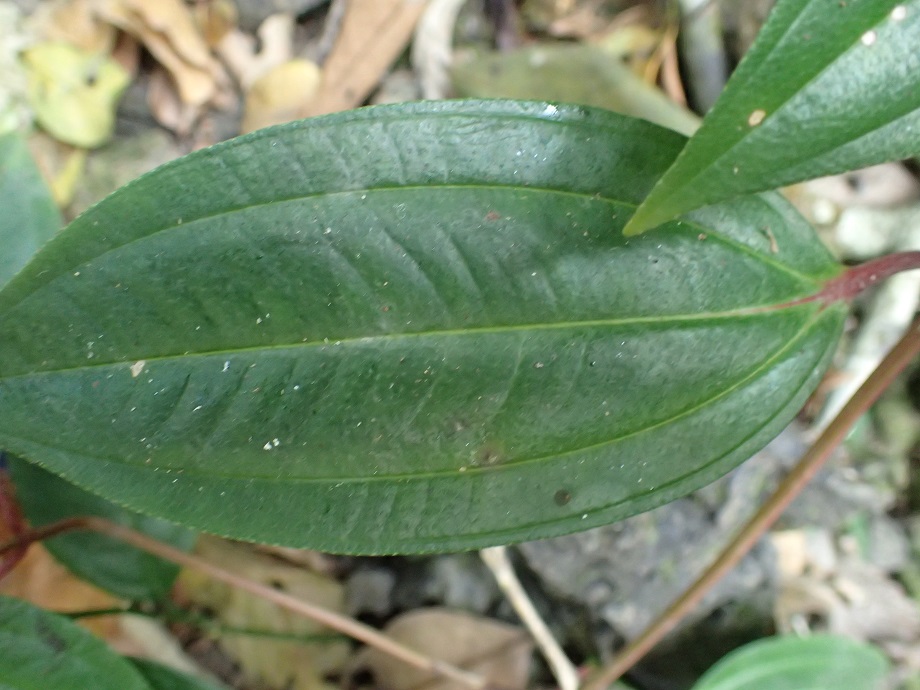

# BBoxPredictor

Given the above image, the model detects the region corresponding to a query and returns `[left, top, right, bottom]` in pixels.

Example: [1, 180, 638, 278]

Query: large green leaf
[0, 101, 845, 553]
[0, 596, 151, 690]
[692, 635, 889, 690]
[7, 455, 196, 601]
[0, 131, 61, 286]
[625, 0, 920, 235]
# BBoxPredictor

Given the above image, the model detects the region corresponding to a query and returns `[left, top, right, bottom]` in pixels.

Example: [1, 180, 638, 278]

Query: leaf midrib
[1, 301, 820, 380]
[0, 306, 833, 484]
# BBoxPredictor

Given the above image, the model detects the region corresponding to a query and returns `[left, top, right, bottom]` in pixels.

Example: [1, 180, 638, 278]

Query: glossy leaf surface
[0, 596, 151, 690]
[7, 456, 196, 601]
[0, 101, 845, 553]
[0, 131, 61, 286]
[625, 0, 920, 235]
[692, 635, 888, 690]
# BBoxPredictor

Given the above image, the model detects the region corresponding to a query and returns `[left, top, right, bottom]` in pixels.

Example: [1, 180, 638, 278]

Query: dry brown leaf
[301, 0, 428, 117]
[361, 608, 533, 690]
[0, 542, 121, 639]
[177, 536, 349, 690]
[192, 0, 238, 48]
[147, 64, 199, 135]
[92, 0, 225, 107]
[28, 0, 117, 55]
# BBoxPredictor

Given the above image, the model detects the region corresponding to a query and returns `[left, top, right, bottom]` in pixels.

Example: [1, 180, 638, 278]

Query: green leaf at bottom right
[692, 635, 889, 690]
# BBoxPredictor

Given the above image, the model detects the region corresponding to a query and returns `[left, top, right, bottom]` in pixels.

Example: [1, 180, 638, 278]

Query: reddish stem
[0, 455, 29, 580]
[814, 251, 920, 306]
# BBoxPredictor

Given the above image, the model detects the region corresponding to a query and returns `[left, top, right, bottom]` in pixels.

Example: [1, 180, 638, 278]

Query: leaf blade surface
[0, 596, 151, 690]
[0, 101, 845, 553]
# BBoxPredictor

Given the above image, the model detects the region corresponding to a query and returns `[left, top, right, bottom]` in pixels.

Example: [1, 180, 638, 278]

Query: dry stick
[0, 516, 487, 690]
[582, 316, 920, 690]
[481, 546, 580, 690]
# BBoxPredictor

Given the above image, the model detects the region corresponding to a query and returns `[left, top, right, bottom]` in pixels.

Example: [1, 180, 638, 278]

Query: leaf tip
[622, 207, 659, 236]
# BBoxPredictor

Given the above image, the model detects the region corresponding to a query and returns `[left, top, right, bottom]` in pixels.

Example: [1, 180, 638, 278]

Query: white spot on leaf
[747, 109, 767, 126]
[861, 30, 877, 46]
[130, 360, 146, 378]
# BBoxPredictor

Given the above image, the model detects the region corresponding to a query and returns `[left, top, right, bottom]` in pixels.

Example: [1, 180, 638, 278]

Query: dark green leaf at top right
[625, 0, 920, 235]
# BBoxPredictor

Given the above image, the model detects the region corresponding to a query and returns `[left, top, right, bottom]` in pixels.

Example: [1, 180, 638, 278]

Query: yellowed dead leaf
[242, 59, 322, 133]
[22, 41, 129, 147]
[361, 608, 533, 690]
[301, 0, 428, 117]
[92, 0, 224, 107]
[177, 536, 349, 690]
[0, 542, 121, 639]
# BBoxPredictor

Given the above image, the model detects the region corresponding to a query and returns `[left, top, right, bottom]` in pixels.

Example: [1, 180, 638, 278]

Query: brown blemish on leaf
[474, 442, 505, 466]
[485, 210, 502, 221]
[761, 227, 779, 253]
[554, 489, 572, 506]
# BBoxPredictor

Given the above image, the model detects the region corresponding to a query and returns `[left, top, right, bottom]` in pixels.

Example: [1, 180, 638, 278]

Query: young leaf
[0, 101, 846, 554]
[0, 596, 152, 690]
[0, 131, 61, 287]
[624, 0, 920, 235]
[6, 455, 196, 601]
[692, 635, 889, 690]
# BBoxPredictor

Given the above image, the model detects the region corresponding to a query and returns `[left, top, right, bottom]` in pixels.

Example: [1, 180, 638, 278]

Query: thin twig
[583, 317, 920, 690]
[0, 516, 487, 690]
[481, 546, 580, 690]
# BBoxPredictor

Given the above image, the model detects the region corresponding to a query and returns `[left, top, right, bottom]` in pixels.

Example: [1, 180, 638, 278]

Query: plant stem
[582, 316, 920, 690]
[0, 516, 487, 690]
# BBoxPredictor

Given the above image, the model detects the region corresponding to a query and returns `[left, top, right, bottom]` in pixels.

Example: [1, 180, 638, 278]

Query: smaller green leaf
[0, 595, 152, 690]
[625, 0, 920, 235]
[692, 635, 889, 690]
[130, 658, 228, 690]
[0, 131, 61, 286]
[7, 455, 197, 601]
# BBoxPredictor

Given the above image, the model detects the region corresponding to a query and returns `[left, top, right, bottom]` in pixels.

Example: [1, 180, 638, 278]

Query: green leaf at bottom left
[0, 596, 151, 690]
[6, 455, 196, 601]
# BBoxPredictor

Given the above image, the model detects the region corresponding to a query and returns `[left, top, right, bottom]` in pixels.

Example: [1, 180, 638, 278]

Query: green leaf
[0, 101, 846, 553]
[0, 131, 61, 286]
[624, 0, 920, 235]
[129, 658, 227, 690]
[6, 455, 196, 601]
[0, 595, 151, 690]
[692, 635, 889, 690]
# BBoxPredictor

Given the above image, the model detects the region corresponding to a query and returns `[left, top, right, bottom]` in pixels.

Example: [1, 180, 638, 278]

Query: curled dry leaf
[360, 608, 533, 690]
[301, 0, 428, 117]
[92, 0, 228, 108]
